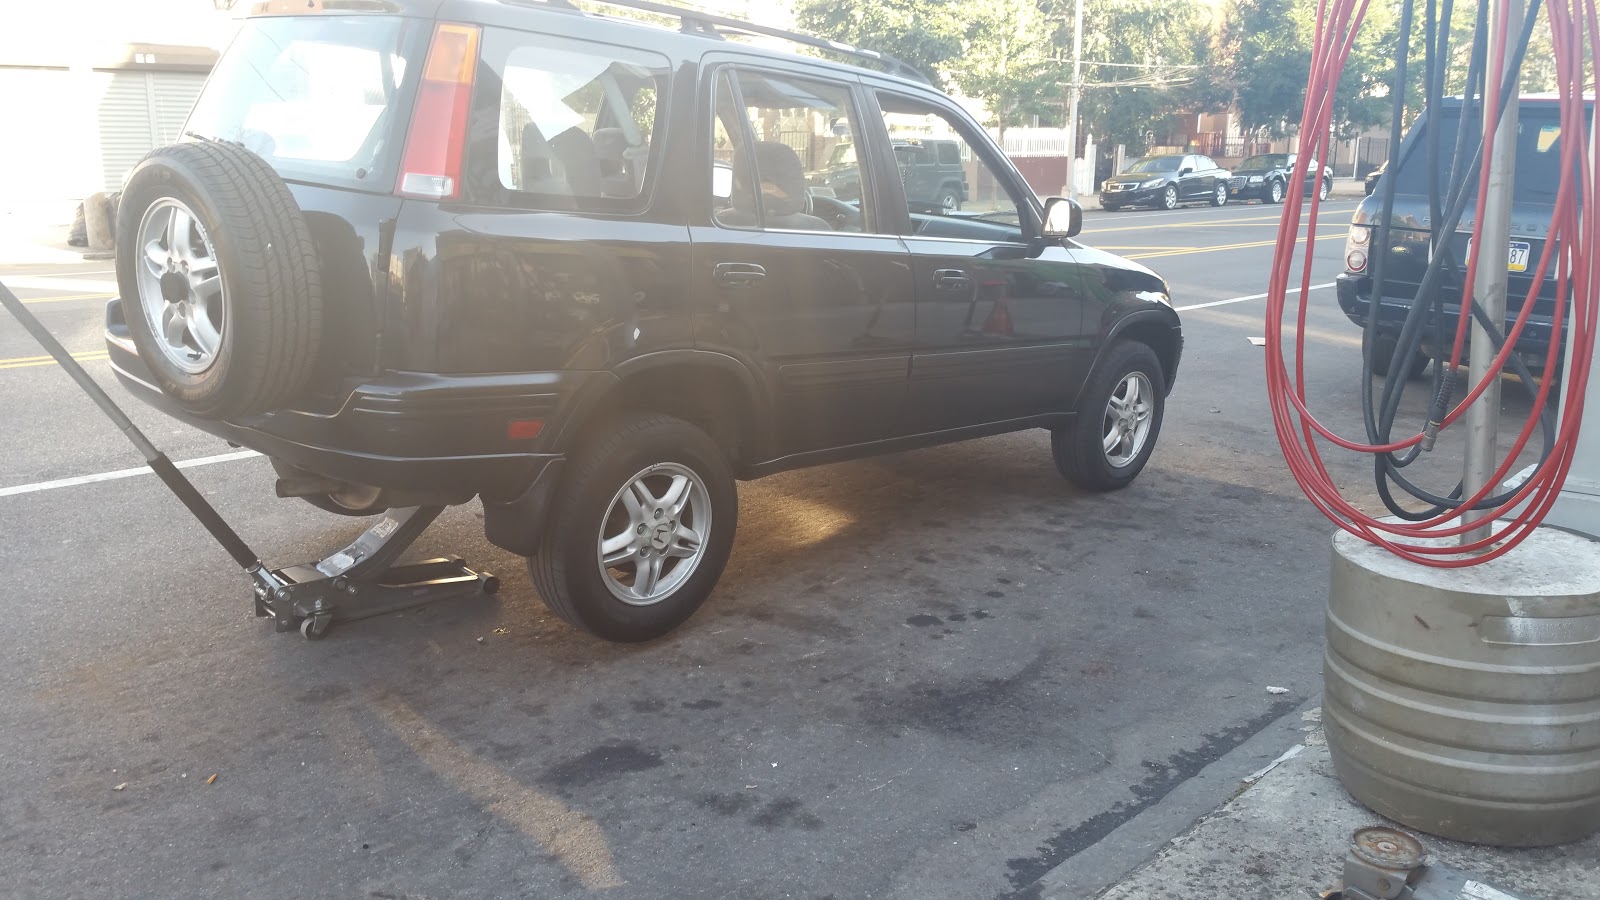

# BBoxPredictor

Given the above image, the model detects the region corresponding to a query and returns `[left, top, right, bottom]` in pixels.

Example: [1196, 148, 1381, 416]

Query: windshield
[829, 142, 856, 168]
[184, 16, 417, 191]
[1126, 157, 1180, 173]
[1240, 154, 1289, 169]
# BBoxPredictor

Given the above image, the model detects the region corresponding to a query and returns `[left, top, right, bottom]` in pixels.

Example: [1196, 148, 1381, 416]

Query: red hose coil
[1265, 0, 1598, 565]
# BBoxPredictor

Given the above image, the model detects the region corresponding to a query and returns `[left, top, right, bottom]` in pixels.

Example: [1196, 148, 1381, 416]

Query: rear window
[1393, 105, 1587, 204]
[185, 15, 418, 192]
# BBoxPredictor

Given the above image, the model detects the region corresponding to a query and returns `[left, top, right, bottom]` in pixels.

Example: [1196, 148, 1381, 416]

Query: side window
[877, 91, 1026, 232]
[1199, 156, 1218, 171]
[711, 68, 871, 233]
[479, 28, 669, 211]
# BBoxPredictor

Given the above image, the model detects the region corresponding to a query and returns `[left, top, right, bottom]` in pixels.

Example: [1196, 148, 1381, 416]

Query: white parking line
[1175, 281, 1337, 311]
[0, 450, 262, 498]
[0, 277, 120, 293]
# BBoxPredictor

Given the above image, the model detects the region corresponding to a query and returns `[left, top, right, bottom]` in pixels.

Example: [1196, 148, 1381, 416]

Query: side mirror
[711, 161, 734, 200]
[1179, 167, 1194, 176]
[1041, 196, 1082, 239]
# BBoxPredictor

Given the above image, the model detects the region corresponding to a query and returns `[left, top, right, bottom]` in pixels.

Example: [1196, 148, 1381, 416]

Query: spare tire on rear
[116, 140, 322, 419]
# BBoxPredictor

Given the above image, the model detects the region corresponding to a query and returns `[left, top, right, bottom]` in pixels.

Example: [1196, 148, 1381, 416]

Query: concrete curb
[1054, 707, 1600, 900]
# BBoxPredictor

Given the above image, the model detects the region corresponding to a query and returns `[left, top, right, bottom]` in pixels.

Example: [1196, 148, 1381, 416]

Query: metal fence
[1189, 134, 1278, 159]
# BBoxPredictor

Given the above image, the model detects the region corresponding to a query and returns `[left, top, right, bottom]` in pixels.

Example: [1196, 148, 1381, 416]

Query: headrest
[732, 141, 810, 218]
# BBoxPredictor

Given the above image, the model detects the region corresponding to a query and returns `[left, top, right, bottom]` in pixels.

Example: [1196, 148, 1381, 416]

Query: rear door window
[475, 28, 670, 211]
[184, 15, 419, 192]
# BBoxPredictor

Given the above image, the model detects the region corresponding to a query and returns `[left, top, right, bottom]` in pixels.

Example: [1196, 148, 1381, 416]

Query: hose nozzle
[1421, 366, 1460, 452]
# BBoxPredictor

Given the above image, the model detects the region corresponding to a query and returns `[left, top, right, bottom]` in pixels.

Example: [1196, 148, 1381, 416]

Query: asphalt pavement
[1, 195, 1585, 899]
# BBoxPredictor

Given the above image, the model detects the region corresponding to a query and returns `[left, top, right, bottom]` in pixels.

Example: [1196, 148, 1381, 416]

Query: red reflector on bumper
[507, 419, 544, 440]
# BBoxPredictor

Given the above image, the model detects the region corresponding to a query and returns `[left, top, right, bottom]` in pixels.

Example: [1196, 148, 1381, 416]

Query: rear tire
[116, 141, 322, 419]
[1366, 332, 1431, 380]
[1054, 342, 1166, 492]
[1210, 182, 1228, 206]
[1319, 177, 1332, 201]
[529, 413, 737, 642]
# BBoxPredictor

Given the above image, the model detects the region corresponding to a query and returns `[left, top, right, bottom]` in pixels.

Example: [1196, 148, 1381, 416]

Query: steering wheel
[809, 195, 865, 233]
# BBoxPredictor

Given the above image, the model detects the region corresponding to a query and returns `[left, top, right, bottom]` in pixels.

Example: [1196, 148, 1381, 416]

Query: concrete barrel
[1324, 524, 1600, 846]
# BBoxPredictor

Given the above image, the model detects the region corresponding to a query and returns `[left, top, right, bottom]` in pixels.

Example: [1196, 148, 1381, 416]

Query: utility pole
[1061, 0, 1084, 199]
[1462, 0, 1522, 545]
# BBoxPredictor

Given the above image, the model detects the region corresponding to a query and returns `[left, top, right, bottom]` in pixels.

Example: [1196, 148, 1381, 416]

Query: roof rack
[529, 0, 932, 84]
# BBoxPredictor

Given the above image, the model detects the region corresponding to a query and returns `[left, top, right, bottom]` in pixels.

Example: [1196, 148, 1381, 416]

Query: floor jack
[1, 281, 498, 640]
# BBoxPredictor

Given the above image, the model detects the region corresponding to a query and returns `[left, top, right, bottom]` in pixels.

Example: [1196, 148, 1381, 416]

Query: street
[0, 197, 1527, 899]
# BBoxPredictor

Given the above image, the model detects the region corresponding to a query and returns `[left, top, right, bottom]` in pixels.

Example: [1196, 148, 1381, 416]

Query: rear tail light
[397, 23, 480, 200]
[1345, 223, 1370, 272]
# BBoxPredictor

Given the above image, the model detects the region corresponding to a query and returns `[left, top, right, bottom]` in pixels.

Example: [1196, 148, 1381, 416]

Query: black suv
[1227, 153, 1334, 204]
[1099, 154, 1231, 210]
[106, 0, 1182, 642]
[1336, 97, 1587, 378]
[815, 138, 968, 212]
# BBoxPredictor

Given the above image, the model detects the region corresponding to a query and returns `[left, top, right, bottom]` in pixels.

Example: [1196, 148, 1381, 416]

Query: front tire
[1160, 184, 1179, 210]
[1053, 342, 1166, 492]
[1102, 202, 1122, 212]
[1268, 179, 1285, 204]
[529, 413, 737, 642]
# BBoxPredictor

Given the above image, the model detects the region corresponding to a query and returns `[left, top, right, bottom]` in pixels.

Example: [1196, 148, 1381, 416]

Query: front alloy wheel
[1269, 179, 1285, 203]
[1053, 341, 1166, 491]
[1160, 184, 1179, 210]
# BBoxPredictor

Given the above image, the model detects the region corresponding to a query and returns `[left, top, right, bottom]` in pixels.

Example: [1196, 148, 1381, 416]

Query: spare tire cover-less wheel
[116, 141, 322, 419]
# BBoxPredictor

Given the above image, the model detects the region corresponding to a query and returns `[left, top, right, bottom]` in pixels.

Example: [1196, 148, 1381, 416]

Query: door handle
[714, 262, 766, 288]
[933, 269, 971, 292]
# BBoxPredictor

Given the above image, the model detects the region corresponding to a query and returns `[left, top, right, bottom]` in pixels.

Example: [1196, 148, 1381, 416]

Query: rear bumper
[104, 299, 594, 500]
[1334, 272, 1565, 366]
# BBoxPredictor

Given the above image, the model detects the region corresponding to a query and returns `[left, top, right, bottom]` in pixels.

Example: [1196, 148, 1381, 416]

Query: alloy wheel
[596, 462, 712, 605]
[134, 198, 225, 374]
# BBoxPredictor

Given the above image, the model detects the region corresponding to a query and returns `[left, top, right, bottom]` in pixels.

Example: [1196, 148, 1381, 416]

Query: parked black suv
[106, 0, 1182, 642]
[815, 138, 968, 212]
[1336, 97, 1587, 378]
[1099, 154, 1231, 210]
[1227, 153, 1334, 204]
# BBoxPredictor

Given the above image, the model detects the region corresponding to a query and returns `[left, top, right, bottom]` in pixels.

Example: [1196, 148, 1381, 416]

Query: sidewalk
[1040, 709, 1599, 900]
[0, 203, 83, 267]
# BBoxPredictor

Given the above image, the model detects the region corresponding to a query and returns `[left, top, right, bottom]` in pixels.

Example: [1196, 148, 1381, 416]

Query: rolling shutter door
[96, 70, 209, 193]
[97, 71, 157, 192]
[151, 71, 207, 144]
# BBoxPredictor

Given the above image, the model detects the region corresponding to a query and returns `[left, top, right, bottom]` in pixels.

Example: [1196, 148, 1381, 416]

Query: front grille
[1230, 176, 1246, 189]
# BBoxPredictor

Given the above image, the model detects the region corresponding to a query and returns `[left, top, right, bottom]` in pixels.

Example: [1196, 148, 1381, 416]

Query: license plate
[1507, 241, 1530, 272]
[1464, 238, 1533, 273]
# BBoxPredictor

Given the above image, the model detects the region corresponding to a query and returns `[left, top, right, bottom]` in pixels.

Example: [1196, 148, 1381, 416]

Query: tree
[949, 0, 1064, 141]
[1075, 0, 1219, 155]
[793, 0, 968, 87]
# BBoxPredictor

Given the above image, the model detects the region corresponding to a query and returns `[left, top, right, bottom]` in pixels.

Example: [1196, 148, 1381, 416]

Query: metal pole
[1062, 0, 1084, 198]
[1462, 0, 1523, 545]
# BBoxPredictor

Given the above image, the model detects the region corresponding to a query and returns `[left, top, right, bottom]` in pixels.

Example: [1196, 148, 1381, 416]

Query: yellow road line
[0, 351, 110, 370]
[20, 292, 115, 304]
[1127, 232, 1346, 260]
